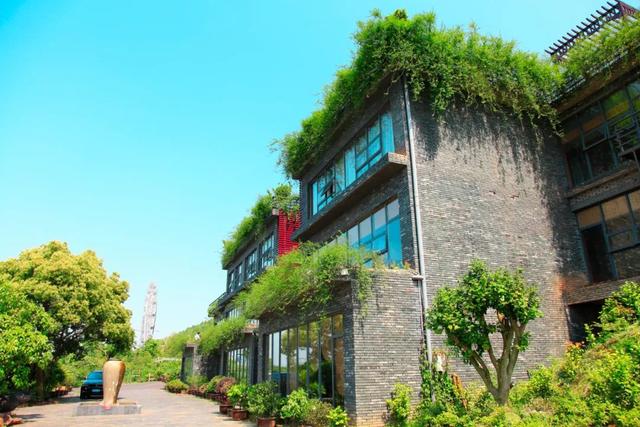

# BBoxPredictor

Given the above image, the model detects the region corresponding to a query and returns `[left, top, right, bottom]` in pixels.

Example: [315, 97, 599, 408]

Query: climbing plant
[562, 12, 640, 82]
[275, 9, 563, 178]
[221, 183, 298, 267]
[234, 242, 379, 319]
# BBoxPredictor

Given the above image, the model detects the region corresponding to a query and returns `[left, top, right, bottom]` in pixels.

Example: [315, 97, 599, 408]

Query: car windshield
[87, 371, 102, 380]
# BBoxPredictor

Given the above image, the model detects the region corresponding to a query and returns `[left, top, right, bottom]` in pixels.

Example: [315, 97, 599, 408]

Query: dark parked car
[80, 371, 103, 399]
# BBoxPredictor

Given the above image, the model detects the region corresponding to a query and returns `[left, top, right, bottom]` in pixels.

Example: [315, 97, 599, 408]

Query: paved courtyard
[13, 382, 252, 426]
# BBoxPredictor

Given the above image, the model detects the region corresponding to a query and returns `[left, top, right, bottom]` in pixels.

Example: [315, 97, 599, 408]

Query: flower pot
[219, 403, 232, 414]
[256, 417, 276, 427]
[231, 408, 249, 421]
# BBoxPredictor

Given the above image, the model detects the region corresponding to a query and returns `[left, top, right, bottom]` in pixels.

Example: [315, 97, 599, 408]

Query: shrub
[327, 406, 349, 427]
[216, 376, 236, 395]
[186, 374, 207, 388]
[205, 375, 224, 393]
[165, 379, 188, 393]
[247, 381, 281, 418]
[304, 399, 332, 427]
[227, 383, 249, 408]
[387, 383, 413, 426]
[595, 281, 640, 341]
[280, 388, 311, 424]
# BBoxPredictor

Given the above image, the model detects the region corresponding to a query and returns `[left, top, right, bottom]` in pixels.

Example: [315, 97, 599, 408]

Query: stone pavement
[13, 381, 253, 426]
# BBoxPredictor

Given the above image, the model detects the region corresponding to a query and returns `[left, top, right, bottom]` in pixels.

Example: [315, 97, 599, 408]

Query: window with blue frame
[337, 199, 402, 266]
[245, 249, 258, 281]
[311, 111, 394, 215]
[260, 234, 275, 269]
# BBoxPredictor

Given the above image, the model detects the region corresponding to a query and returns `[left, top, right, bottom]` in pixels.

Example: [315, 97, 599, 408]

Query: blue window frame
[260, 233, 275, 269]
[342, 199, 402, 266]
[245, 250, 258, 281]
[311, 111, 395, 215]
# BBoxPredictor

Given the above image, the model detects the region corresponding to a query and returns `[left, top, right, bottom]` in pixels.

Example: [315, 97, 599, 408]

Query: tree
[426, 260, 542, 405]
[0, 241, 134, 396]
[0, 280, 54, 395]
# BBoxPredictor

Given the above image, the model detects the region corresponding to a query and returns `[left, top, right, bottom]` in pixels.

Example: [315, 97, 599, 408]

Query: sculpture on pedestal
[100, 360, 126, 409]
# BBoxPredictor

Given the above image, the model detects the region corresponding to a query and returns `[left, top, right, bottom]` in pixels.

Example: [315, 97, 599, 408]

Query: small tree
[426, 260, 542, 405]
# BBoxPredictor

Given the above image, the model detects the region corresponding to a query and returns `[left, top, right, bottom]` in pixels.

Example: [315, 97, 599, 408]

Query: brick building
[189, 3, 640, 425]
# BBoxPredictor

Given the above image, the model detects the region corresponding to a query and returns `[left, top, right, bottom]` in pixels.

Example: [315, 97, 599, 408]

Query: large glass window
[311, 111, 395, 215]
[245, 250, 258, 281]
[260, 234, 275, 269]
[564, 79, 640, 186]
[264, 314, 344, 404]
[577, 189, 640, 282]
[342, 199, 402, 266]
[226, 347, 249, 382]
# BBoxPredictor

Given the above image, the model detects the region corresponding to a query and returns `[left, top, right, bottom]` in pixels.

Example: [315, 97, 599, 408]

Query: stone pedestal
[73, 401, 142, 416]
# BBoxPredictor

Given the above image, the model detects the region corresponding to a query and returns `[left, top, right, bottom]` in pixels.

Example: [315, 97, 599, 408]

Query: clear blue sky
[0, 0, 623, 339]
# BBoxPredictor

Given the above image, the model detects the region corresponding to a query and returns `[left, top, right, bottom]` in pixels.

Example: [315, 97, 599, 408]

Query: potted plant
[228, 383, 249, 420]
[216, 377, 235, 413]
[280, 388, 310, 426]
[247, 381, 281, 427]
[303, 399, 332, 427]
[327, 406, 349, 427]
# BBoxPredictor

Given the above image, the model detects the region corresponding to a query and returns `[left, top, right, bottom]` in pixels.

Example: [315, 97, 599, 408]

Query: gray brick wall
[410, 98, 587, 378]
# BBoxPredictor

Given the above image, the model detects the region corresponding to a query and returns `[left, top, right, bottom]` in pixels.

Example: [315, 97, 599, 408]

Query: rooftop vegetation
[221, 183, 298, 267]
[562, 12, 640, 82]
[201, 243, 380, 355]
[275, 9, 563, 178]
[275, 10, 640, 178]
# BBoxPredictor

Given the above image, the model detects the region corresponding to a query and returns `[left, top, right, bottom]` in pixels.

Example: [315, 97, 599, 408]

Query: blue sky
[0, 0, 621, 339]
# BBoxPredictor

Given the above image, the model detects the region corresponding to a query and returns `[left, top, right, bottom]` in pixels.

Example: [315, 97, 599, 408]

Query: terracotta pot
[101, 360, 125, 409]
[219, 403, 232, 414]
[256, 417, 276, 427]
[231, 408, 248, 421]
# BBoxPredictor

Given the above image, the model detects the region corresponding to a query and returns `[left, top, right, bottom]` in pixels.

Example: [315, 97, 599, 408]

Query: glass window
[562, 81, 640, 187]
[265, 317, 345, 403]
[260, 234, 275, 269]
[576, 190, 640, 282]
[310, 111, 394, 215]
[246, 250, 258, 281]
[344, 199, 403, 266]
[603, 89, 630, 119]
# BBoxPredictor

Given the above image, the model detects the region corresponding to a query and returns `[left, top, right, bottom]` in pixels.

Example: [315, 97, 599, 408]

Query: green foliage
[199, 316, 247, 354]
[0, 241, 134, 358]
[216, 376, 236, 394]
[412, 284, 640, 426]
[562, 13, 640, 82]
[594, 281, 640, 342]
[327, 406, 350, 427]
[221, 183, 299, 267]
[187, 374, 207, 388]
[234, 242, 379, 321]
[247, 381, 282, 418]
[165, 379, 188, 393]
[275, 10, 561, 177]
[0, 280, 54, 394]
[227, 383, 249, 408]
[304, 399, 333, 427]
[205, 375, 224, 393]
[162, 320, 212, 357]
[426, 260, 541, 404]
[281, 388, 311, 424]
[386, 383, 413, 426]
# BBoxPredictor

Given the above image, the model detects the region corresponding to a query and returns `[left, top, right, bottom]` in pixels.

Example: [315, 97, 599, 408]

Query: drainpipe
[402, 77, 434, 378]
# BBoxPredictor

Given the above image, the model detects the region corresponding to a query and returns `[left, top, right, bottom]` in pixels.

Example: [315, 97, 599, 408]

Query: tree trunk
[34, 366, 45, 402]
